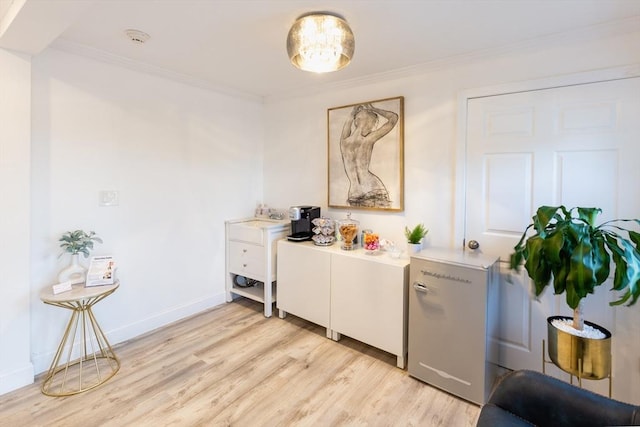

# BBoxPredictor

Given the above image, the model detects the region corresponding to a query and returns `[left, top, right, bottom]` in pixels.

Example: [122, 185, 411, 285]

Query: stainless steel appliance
[287, 206, 320, 241]
[408, 248, 499, 405]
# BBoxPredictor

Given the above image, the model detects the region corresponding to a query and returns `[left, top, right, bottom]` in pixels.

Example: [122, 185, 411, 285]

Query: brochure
[86, 255, 116, 287]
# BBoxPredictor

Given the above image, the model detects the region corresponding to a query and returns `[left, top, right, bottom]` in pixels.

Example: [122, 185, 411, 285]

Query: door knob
[468, 240, 480, 250]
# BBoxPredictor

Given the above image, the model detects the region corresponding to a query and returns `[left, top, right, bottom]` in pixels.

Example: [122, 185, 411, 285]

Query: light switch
[99, 190, 119, 207]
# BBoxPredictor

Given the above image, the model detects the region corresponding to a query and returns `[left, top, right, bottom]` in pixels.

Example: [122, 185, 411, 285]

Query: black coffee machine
[287, 206, 320, 241]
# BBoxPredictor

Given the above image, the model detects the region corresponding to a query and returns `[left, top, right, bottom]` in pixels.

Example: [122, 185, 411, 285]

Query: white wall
[0, 48, 34, 394]
[263, 23, 640, 250]
[28, 48, 264, 374]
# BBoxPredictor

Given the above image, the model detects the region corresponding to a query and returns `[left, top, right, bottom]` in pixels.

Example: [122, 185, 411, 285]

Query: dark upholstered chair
[476, 370, 640, 427]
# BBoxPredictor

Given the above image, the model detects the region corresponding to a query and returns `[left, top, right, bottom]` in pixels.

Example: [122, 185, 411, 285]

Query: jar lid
[339, 212, 359, 224]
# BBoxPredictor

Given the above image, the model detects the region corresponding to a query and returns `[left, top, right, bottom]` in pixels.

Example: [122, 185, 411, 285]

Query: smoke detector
[125, 29, 150, 44]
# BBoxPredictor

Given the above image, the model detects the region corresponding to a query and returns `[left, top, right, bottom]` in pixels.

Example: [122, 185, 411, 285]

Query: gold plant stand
[40, 282, 120, 396]
[542, 315, 612, 398]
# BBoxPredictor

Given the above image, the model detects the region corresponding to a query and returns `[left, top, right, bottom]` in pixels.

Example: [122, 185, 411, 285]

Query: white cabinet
[276, 241, 331, 336]
[225, 218, 290, 317]
[408, 248, 499, 405]
[277, 240, 409, 368]
[331, 253, 409, 369]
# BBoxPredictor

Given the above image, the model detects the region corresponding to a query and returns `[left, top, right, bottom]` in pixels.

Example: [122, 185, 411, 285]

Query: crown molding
[47, 15, 639, 105]
[266, 15, 640, 104]
[49, 38, 263, 103]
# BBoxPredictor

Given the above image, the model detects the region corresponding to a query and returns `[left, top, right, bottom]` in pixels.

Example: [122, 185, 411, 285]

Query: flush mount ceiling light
[286, 12, 355, 73]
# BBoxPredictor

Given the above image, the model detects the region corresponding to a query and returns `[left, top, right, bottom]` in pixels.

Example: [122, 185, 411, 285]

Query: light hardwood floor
[0, 299, 480, 426]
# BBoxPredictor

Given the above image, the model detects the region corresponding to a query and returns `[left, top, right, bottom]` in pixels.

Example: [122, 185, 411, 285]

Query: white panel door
[464, 77, 640, 402]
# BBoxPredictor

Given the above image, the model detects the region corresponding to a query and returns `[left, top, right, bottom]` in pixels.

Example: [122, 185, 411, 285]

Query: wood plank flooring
[0, 299, 480, 426]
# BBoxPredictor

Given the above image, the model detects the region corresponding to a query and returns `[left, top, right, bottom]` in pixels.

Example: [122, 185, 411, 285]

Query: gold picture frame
[328, 96, 404, 211]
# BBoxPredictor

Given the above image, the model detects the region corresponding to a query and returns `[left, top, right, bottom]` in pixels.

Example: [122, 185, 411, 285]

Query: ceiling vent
[125, 29, 150, 44]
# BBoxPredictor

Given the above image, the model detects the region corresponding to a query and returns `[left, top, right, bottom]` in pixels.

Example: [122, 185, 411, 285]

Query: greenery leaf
[565, 280, 581, 309]
[592, 236, 610, 286]
[509, 205, 640, 312]
[524, 236, 551, 296]
[58, 230, 102, 258]
[566, 239, 596, 299]
[405, 224, 429, 244]
[533, 206, 561, 235]
[552, 260, 569, 295]
[576, 207, 602, 227]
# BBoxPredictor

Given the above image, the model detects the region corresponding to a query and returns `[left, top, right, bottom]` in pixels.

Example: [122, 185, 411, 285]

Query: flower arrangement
[59, 230, 102, 258]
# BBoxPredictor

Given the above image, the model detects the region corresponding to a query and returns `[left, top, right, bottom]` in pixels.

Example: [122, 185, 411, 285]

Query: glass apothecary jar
[337, 213, 359, 251]
[363, 231, 380, 254]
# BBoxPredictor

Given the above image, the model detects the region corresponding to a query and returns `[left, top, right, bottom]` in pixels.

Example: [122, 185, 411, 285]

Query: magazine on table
[86, 255, 116, 287]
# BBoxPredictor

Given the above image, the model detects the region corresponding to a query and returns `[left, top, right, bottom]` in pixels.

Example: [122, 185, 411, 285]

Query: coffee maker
[287, 206, 320, 241]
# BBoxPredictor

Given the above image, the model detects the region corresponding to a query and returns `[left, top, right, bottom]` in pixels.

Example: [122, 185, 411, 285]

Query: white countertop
[278, 239, 410, 268]
[226, 217, 290, 229]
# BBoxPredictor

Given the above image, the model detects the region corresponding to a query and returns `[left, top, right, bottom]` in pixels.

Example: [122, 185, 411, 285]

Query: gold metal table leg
[41, 295, 120, 396]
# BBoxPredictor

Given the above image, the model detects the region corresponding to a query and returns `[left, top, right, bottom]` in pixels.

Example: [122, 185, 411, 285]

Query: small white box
[52, 281, 73, 295]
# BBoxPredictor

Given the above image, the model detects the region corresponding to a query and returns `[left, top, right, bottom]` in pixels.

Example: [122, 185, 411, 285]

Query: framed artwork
[328, 96, 404, 211]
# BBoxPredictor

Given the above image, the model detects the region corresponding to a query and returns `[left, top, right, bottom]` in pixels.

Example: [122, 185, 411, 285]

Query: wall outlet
[99, 190, 119, 207]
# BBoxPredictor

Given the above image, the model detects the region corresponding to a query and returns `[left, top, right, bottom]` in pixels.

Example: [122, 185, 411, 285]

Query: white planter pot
[57, 253, 87, 285]
[407, 242, 423, 255]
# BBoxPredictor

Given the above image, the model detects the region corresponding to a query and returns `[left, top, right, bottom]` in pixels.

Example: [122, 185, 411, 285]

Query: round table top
[40, 281, 119, 304]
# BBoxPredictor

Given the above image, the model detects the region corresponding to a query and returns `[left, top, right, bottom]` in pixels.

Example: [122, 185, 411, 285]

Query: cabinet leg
[331, 330, 341, 341]
[279, 309, 286, 319]
[396, 355, 406, 370]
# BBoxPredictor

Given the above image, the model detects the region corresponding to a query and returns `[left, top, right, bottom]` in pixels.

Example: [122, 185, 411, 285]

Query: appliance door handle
[413, 282, 428, 293]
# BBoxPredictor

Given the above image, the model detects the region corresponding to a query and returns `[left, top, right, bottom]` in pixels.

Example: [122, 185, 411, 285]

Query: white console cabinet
[225, 218, 289, 317]
[277, 240, 409, 368]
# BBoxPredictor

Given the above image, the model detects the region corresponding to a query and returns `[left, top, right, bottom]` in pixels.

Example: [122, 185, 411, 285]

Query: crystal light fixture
[286, 13, 355, 73]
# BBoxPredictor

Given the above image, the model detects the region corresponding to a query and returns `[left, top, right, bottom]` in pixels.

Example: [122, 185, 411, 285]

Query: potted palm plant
[510, 205, 639, 379]
[405, 223, 429, 254]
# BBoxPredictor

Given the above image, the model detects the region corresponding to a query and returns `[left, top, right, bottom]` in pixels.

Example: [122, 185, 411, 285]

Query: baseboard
[31, 291, 227, 374]
[0, 362, 35, 395]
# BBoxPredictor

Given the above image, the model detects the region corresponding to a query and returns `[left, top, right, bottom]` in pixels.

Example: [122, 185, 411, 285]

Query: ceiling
[1, 0, 639, 100]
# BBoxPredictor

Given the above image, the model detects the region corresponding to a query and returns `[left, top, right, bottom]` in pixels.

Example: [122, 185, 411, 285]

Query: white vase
[407, 242, 423, 255]
[57, 253, 87, 285]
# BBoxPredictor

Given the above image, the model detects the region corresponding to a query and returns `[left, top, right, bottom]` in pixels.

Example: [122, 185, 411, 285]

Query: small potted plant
[405, 223, 429, 254]
[58, 230, 102, 284]
[510, 205, 639, 379]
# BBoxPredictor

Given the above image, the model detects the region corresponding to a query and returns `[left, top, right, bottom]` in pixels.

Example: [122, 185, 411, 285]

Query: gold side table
[40, 281, 120, 396]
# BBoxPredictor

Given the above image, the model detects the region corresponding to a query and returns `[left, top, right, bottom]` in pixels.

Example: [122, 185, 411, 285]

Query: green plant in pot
[58, 230, 102, 284]
[405, 223, 429, 254]
[510, 206, 640, 379]
[59, 230, 102, 258]
[405, 223, 429, 244]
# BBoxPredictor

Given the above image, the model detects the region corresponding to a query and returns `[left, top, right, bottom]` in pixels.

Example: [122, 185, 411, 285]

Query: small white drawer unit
[225, 218, 290, 317]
